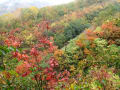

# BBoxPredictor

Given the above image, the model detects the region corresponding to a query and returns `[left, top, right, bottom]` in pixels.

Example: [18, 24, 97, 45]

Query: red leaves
[12, 41, 20, 48]
[4, 28, 23, 48]
[46, 23, 50, 30]
[9, 28, 20, 35]
[37, 20, 51, 32]
[42, 58, 70, 89]
[16, 61, 31, 77]
[91, 66, 111, 82]
[49, 58, 59, 68]
[57, 70, 70, 82]
[11, 35, 68, 89]
[5, 35, 21, 48]
[5, 39, 21, 48]
[4, 21, 69, 89]
[12, 52, 18, 57]
[12, 52, 29, 61]
[46, 72, 55, 81]
[30, 48, 39, 56]
[0, 32, 6, 35]
[22, 72, 28, 77]
[45, 70, 70, 89]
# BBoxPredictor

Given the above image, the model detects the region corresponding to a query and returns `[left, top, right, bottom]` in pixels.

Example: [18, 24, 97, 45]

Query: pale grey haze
[0, 0, 74, 15]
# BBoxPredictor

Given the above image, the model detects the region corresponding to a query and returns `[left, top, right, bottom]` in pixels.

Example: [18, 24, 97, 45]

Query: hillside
[0, 0, 120, 89]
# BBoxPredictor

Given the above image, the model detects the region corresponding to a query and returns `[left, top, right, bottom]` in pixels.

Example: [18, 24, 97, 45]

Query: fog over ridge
[0, 0, 74, 15]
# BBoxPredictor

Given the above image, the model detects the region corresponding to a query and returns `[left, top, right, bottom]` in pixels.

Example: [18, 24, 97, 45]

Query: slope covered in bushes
[0, 0, 120, 89]
[55, 18, 120, 89]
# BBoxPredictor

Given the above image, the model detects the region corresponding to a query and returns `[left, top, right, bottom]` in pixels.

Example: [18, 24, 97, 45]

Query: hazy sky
[0, 0, 75, 14]
[44, 0, 74, 5]
[0, 0, 74, 5]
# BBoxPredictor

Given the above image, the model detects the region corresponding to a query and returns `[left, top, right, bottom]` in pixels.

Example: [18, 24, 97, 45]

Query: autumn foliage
[0, 0, 120, 89]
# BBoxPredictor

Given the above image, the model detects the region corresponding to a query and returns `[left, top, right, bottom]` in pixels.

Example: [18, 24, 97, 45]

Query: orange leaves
[101, 22, 119, 35]
[84, 48, 91, 55]
[54, 50, 64, 60]
[2, 71, 11, 80]
[90, 43, 96, 48]
[101, 22, 114, 30]
[86, 29, 98, 41]
[76, 40, 85, 48]
[101, 23, 107, 30]
[87, 36, 97, 41]
[97, 31, 104, 36]
[97, 21, 120, 45]
[76, 29, 97, 50]
[85, 29, 92, 35]
[108, 40, 116, 45]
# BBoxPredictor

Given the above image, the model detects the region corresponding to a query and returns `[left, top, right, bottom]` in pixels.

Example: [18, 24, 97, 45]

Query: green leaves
[0, 45, 20, 57]
[0, 46, 9, 56]
[0, 49, 6, 56]
[0, 65, 5, 71]
[64, 18, 90, 41]
[0, 46, 14, 56]
[94, 38, 108, 47]
[9, 70, 18, 76]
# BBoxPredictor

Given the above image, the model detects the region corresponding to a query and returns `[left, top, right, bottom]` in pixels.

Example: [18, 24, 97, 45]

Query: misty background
[0, 0, 74, 15]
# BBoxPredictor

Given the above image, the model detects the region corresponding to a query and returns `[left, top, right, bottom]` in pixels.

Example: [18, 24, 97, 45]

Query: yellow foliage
[51, 23, 56, 27]
[54, 50, 64, 60]
[84, 48, 91, 55]
[26, 34, 33, 41]
[71, 12, 77, 20]
[73, 55, 79, 59]
[70, 83, 75, 90]
[0, 72, 6, 84]
[29, 6, 39, 16]
[70, 65, 75, 71]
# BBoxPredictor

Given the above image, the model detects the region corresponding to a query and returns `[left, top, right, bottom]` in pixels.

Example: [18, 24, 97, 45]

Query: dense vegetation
[0, 0, 120, 89]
